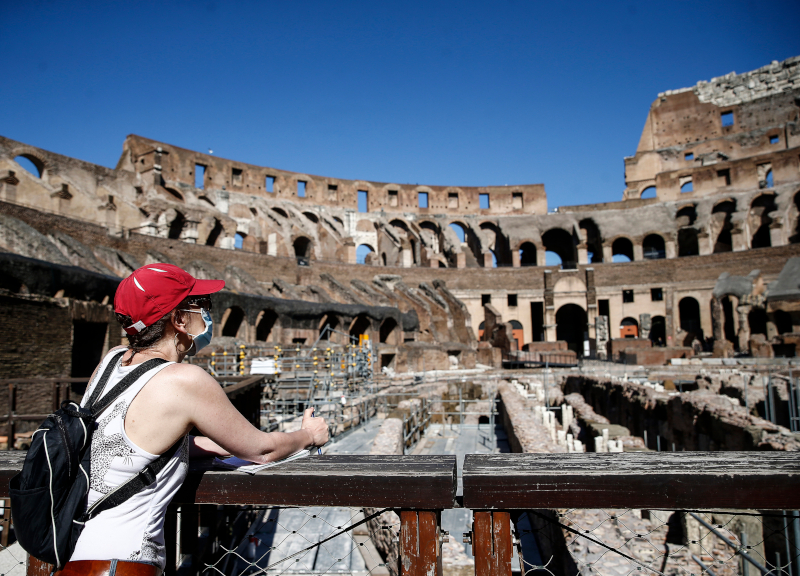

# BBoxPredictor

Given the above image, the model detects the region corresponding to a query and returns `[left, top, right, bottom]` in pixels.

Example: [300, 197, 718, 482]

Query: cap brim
[190, 279, 226, 295]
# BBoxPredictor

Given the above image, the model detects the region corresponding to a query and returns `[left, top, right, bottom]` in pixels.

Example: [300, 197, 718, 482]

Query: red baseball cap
[115, 263, 225, 335]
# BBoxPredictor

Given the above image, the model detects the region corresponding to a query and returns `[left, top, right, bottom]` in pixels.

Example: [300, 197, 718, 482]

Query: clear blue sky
[1, 1, 798, 208]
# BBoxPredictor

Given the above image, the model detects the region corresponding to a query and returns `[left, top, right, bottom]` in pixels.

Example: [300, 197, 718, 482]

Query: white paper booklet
[213, 448, 312, 475]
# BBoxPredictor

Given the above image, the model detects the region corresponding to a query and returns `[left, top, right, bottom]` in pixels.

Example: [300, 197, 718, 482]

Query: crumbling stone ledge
[497, 381, 565, 454]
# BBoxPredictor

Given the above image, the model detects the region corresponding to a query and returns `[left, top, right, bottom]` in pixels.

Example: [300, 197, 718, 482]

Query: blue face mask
[182, 308, 213, 356]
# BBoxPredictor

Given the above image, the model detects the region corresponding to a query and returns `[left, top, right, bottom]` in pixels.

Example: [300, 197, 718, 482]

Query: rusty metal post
[400, 510, 442, 576]
[472, 511, 513, 576]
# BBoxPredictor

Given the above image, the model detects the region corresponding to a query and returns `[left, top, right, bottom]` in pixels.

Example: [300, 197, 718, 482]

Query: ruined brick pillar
[585, 268, 597, 340]
[632, 243, 643, 261]
[1, 170, 19, 203]
[577, 242, 588, 265]
[665, 239, 676, 259]
[697, 230, 712, 255]
[710, 297, 723, 341]
[595, 316, 609, 360]
[639, 313, 651, 340]
[543, 270, 556, 342]
[737, 304, 751, 353]
[770, 219, 784, 247]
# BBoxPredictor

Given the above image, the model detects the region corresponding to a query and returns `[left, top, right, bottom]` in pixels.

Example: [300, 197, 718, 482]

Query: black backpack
[9, 351, 179, 568]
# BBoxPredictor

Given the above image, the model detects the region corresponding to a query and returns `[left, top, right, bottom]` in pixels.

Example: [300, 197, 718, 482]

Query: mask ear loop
[173, 309, 195, 356]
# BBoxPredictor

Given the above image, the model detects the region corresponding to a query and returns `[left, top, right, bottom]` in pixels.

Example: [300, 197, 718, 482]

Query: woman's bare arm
[183, 368, 328, 464]
[189, 436, 231, 458]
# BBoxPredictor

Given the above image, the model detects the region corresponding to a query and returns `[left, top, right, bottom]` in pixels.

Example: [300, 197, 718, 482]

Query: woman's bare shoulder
[151, 362, 221, 394]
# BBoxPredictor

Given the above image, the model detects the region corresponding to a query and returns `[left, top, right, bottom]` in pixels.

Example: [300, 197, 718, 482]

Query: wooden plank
[462, 452, 800, 510]
[0, 453, 456, 507]
[175, 455, 456, 508]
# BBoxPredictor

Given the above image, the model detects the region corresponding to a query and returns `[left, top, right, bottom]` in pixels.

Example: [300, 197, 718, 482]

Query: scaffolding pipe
[690, 512, 768, 575]
[692, 554, 718, 576]
[794, 511, 800, 576]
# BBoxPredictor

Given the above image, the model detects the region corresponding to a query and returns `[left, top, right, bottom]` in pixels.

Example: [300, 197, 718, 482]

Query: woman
[62, 263, 328, 576]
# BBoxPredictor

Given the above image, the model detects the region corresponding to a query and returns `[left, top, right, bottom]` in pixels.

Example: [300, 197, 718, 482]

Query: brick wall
[0, 292, 72, 378]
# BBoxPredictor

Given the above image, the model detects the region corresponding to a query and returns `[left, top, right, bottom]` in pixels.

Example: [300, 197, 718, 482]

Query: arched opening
[164, 187, 184, 201]
[381, 253, 387, 266]
[478, 321, 485, 340]
[542, 228, 576, 269]
[222, 306, 245, 337]
[750, 194, 777, 249]
[356, 244, 374, 264]
[349, 314, 371, 340]
[650, 316, 666, 347]
[206, 218, 223, 246]
[580, 219, 603, 263]
[764, 170, 773, 189]
[721, 296, 737, 349]
[611, 237, 634, 263]
[13, 155, 44, 178]
[449, 222, 467, 243]
[198, 195, 215, 207]
[748, 308, 768, 336]
[556, 304, 587, 356]
[390, 219, 410, 232]
[256, 309, 278, 341]
[676, 204, 697, 227]
[480, 222, 512, 267]
[510, 320, 523, 350]
[640, 186, 657, 199]
[680, 181, 693, 193]
[774, 310, 793, 334]
[168, 211, 186, 240]
[319, 315, 340, 339]
[303, 211, 319, 223]
[642, 234, 666, 260]
[272, 207, 288, 218]
[620, 317, 639, 339]
[678, 297, 702, 345]
[293, 236, 312, 259]
[678, 228, 699, 257]
[234, 232, 246, 250]
[380, 318, 397, 343]
[519, 242, 537, 266]
[410, 238, 418, 265]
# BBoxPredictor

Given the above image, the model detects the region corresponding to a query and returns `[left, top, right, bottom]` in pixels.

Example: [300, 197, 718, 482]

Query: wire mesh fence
[516, 508, 800, 576]
[173, 505, 400, 576]
[0, 499, 26, 576]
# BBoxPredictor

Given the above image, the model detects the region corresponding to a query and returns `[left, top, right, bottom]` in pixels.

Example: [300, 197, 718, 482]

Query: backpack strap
[90, 357, 169, 416]
[80, 437, 184, 522]
[85, 350, 127, 408]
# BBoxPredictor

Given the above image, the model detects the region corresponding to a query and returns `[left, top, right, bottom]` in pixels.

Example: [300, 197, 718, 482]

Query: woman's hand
[301, 408, 329, 447]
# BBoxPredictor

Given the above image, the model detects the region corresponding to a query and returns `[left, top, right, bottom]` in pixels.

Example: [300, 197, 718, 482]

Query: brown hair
[115, 298, 190, 362]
